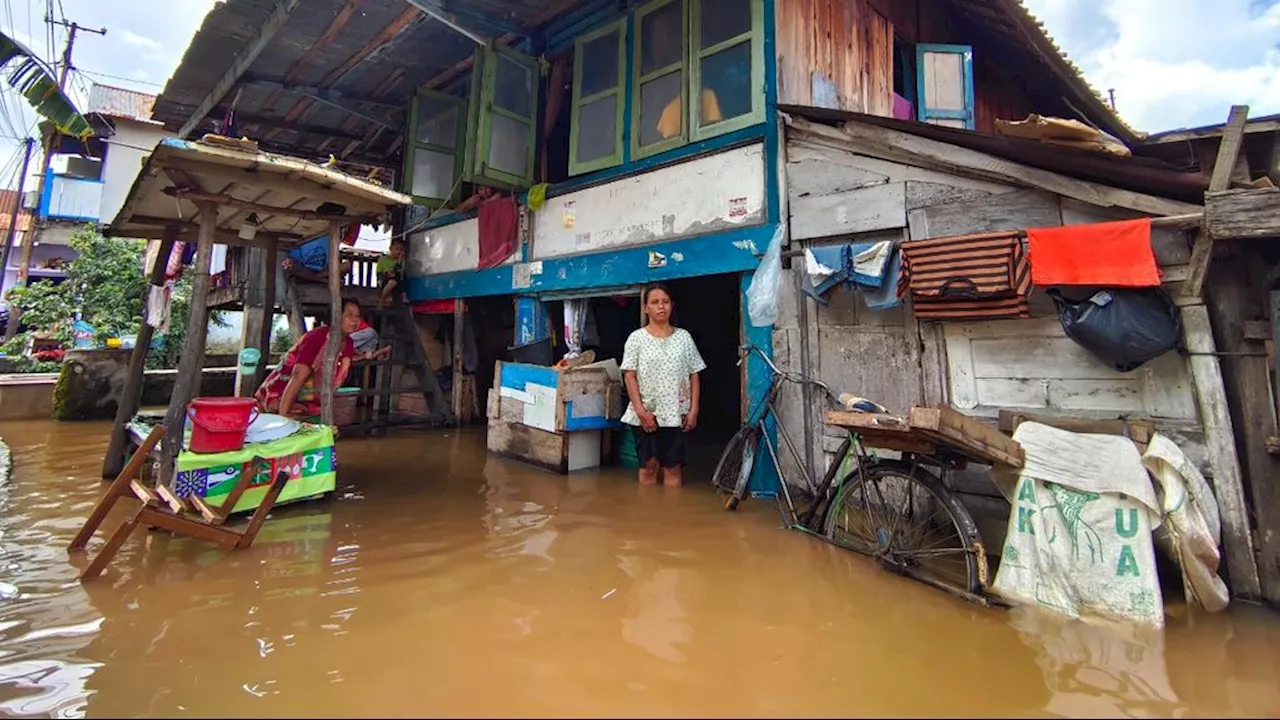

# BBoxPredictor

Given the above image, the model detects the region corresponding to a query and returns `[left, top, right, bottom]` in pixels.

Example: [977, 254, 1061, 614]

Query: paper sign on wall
[523, 383, 558, 432]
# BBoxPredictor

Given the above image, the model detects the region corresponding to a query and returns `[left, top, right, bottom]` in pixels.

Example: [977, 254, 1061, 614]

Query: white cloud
[1024, 0, 1280, 132]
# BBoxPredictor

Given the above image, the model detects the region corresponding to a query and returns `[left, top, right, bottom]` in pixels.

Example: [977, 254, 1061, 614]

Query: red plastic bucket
[186, 397, 260, 454]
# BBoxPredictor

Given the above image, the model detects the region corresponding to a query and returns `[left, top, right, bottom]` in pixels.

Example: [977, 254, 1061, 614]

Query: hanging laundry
[477, 194, 519, 269]
[803, 240, 895, 304]
[1026, 218, 1159, 287]
[563, 299, 586, 358]
[210, 244, 229, 276]
[147, 283, 172, 334]
[862, 248, 903, 311]
[898, 231, 1032, 321]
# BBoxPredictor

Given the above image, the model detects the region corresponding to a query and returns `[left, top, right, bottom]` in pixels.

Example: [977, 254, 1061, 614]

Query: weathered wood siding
[775, 0, 1037, 132]
[776, 126, 1208, 559]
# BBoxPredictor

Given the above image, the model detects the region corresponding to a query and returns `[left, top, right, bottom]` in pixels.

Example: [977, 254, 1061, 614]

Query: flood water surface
[0, 420, 1278, 718]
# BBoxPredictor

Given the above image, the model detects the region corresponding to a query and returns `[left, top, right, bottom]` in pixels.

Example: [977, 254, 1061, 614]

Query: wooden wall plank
[908, 188, 1063, 240]
[790, 181, 907, 240]
[1205, 188, 1280, 240]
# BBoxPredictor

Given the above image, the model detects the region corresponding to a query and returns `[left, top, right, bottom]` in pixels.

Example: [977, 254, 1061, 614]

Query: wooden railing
[210, 246, 383, 308]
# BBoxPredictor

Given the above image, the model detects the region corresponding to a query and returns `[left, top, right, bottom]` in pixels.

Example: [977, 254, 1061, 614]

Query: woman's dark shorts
[632, 425, 687, 468]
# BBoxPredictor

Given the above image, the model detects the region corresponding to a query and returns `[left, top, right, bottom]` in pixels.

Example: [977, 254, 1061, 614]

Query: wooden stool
[70, 425, 294, 581]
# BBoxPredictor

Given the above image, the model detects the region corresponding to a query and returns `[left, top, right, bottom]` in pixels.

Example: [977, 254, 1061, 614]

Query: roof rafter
[178, 0, 302, 138]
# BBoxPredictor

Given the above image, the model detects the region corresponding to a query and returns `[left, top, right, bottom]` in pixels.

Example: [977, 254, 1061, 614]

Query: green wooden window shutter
[630, 0, 688, 160]
[403, 88, 467, 208]
[569, 19, 627, 176]
[473, 44, 541, 189]
[690, 0, 764, 141]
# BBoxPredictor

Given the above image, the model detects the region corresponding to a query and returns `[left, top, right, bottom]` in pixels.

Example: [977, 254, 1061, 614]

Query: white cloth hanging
[147, 284, 172, 334]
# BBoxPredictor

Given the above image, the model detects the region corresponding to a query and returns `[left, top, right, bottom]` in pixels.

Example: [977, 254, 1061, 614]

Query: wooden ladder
[347, 299, 454, 434]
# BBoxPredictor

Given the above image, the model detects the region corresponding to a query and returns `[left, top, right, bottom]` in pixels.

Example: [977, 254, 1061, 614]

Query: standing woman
[620, 284, 707, 487]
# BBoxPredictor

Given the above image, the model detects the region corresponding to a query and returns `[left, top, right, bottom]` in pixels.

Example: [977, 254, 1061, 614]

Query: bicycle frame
[735, 345, 859, 532]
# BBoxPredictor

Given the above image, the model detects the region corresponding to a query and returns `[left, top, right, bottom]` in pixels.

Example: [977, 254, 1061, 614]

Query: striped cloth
[898, 231, 1032, 320]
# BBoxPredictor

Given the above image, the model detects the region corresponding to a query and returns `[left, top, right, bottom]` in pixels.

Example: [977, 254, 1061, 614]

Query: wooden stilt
[320, 221, 343, 426]
[159, 202, 217, 488]
[453, 299, 465, 423]
[257, 237, 279, 390]
[103, 231, 178, 478]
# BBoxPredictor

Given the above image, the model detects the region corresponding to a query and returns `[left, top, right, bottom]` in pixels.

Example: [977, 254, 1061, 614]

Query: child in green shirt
[377, 239, 406, 309]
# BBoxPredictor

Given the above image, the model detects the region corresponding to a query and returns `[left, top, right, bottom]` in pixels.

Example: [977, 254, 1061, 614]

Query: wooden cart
[825, 404, 1024, 470]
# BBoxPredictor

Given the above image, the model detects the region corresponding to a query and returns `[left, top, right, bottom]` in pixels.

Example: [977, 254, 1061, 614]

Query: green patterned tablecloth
[170, 423, 337, 515]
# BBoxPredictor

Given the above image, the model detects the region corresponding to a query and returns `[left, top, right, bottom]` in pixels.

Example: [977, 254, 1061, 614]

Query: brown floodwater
[0, 420, 1278, 718]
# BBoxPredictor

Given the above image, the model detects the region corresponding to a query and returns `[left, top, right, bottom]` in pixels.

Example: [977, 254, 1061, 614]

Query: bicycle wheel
[710, 425, 758, 511]
[823, 460, 985, 595]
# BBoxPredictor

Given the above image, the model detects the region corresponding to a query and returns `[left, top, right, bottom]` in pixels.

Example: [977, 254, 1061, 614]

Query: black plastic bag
[1048, 287, 1183, 373]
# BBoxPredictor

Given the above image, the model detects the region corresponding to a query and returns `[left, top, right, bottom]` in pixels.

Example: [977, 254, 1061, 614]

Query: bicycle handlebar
[737, 344, 837, 403]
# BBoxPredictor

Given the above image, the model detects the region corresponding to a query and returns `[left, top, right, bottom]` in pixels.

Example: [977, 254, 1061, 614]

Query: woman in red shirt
[255, 299, 383, 420]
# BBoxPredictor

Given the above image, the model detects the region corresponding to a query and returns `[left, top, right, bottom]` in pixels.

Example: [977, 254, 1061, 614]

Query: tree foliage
[7, 226, 227, 370]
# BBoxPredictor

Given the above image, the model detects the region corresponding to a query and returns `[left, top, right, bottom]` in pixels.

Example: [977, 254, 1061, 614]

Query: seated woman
[254, 299, 390, 421]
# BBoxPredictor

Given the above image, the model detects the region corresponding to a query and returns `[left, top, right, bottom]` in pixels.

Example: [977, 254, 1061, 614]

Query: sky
[0, 0, 1278, 182]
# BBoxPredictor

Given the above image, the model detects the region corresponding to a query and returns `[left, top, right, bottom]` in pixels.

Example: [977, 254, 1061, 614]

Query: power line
[75, 68, 164, 88]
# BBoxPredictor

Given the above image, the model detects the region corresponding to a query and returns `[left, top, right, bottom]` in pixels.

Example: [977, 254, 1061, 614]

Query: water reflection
[0, 421, 1277, 717]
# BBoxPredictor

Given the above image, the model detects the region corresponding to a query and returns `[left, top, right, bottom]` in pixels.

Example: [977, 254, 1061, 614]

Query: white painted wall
[99, 120, 173, 226]
[532, 143, 766, 260]
[407, 216, 520, 277]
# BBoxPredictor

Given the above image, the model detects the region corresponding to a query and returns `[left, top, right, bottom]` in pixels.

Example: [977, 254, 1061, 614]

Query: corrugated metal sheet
[87, 84, 159, 123]
[151, 0, 584, 169]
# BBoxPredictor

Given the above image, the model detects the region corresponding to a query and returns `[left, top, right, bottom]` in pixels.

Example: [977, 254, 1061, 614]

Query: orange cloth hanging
[1026, 218, 1160, 287]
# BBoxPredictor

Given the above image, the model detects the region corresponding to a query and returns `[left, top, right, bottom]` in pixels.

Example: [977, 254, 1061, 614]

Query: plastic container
[186, 397, 260, 454]
[238, 348, 262, 377]
[618, 426, 639, 469]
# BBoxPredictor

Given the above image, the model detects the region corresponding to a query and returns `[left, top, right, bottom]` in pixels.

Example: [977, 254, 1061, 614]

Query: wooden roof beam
[178, 0, 302, 139]
[161, 186, 383, 225]
[241, 77, 406, 113]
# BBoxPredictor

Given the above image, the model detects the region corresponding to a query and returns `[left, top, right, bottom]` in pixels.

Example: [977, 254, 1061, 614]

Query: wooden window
[690, 0, 763, 141]
[569, 19, 627, 176]
[631, 0, 688, 159]
[404, 89, 466, 208]
[474, 44, 541, 188]
[915, 44, 976, 130]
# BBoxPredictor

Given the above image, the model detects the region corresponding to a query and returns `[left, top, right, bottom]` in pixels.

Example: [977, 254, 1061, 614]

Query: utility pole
[1107, 88, 1117, 112]
[7, 18, 106, 339]
[0, 137, 36, 308]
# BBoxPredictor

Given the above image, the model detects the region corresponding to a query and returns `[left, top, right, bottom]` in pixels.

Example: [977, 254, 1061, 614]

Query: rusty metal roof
[151, 0, 1133, 170]
[87, 83, 160, 124]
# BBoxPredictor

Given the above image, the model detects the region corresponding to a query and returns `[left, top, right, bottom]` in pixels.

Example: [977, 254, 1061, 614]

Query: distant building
[24, 83, 173, 283]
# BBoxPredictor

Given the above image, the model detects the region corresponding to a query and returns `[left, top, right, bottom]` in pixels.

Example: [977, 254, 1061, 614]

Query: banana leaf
[0, 30, 92, 140]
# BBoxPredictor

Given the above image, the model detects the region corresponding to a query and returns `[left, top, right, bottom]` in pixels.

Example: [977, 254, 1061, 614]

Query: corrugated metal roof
[87, 83, 159, 124]
[150, 0, 1134, 168]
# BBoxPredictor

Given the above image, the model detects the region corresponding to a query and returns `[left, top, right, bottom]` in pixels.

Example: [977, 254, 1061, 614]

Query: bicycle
[711, 344, 989, 600]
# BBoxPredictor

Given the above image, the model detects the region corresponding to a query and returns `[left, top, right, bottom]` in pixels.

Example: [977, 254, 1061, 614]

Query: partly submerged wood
[826, 405, 1023, 468]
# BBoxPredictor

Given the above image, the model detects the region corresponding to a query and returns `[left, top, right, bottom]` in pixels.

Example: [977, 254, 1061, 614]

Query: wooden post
[319, 221, 343, 426]
[158, 202, 217, 488]
[257, 237, 278, 390]
[1183, 105, 1248, 299]
[1182, 303, 1263, 600]
[453, 299, 465, 423]
[102, 231, 178, 479]
[236, 245, 269, 397]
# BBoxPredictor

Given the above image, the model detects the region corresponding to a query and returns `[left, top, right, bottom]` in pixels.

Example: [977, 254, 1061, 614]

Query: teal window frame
[629, 0, 689, 161]
[569, 18, 627, 176]
[689, 0, 765, 141]
[915, 44, 976, 130]
[403, 88, 467, 209]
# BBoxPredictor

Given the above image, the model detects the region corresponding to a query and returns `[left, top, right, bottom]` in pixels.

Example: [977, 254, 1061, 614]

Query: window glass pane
[698, 41, 752, 125]
[699, 0, 751, 48]
[488, 113, 530, 177]
[638, 71, 683, 147]
[576, 95, 618, 164]
[411, 147, 455, 199]
[640, 1, 683, 75]
[580, 29, 621, 97]
[416, 97, 459, 148]
[494, 54, 533, 117]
